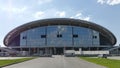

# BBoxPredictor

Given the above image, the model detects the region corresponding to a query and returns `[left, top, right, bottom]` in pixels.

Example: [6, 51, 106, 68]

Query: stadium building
[3, 18, 117, 56]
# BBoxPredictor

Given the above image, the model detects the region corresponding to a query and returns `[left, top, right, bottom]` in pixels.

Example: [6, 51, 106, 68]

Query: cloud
[0, 0, 28, 16]
[56, 11, 66, 17]
[97, 0, 106, 4]
[33, 9, 91, 21]
[33, 9, 57, 19]
[83, 17, 90, 21]
[75, 13, 82, 17]
[38, 0, 53, 4]
[0, 6, 27, 14]
[70, 13, 91, 21]
[33, 11, 45, 19]
[97, 0, 120, 5]
[11, 7, 27, 14]
[33, 10, 66, 19]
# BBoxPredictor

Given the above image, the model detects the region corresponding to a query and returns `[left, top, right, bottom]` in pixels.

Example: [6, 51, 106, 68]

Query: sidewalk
[108, 56, 120, 60]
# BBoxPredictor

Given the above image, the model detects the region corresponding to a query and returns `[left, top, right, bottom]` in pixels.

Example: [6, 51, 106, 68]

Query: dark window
[73, 34, 78, 38]
[57, 34, 62, 38]
[41, 35, 46, 38]
[93, 36, 97, 39]
[94, 36, 97, 38]
[22, 36, 27, 39]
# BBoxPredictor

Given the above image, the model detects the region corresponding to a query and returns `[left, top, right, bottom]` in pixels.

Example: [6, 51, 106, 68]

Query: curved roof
[4, 18, 116, 46]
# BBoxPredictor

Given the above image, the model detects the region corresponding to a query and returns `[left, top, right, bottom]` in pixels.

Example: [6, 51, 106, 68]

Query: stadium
[2, 18, 118, 56]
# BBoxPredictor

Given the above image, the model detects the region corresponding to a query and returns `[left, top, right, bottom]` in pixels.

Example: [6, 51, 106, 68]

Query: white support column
[79, 48, 82, 55]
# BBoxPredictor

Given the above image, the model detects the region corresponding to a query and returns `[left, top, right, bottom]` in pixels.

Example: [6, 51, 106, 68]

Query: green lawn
[0, 57, 35, 67]
[80, 57, 120, 68]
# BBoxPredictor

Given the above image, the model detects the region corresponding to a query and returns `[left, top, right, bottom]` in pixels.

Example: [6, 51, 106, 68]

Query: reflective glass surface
[20, 25, 100, 47]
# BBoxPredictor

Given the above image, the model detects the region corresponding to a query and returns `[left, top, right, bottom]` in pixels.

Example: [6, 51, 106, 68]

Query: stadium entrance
[51, 47, 64, 55]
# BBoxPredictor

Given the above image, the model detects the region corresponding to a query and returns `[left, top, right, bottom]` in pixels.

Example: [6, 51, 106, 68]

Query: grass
[80, 57, 120, 68]
[0, 57, 35, 67]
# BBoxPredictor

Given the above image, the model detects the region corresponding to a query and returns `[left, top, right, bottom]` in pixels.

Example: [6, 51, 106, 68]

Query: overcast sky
[0, 0, 120, 47]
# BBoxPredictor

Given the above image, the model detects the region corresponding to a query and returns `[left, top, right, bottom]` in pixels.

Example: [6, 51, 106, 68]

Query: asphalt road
[3, 55, 106, 68]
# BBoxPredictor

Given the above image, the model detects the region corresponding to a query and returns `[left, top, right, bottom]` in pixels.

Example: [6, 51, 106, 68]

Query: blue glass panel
[20, 25, 100, 47]
[73, 26, 93, 46]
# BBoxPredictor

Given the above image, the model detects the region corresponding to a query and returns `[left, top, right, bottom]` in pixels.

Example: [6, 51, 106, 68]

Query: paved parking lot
[3, 55, 106, 68]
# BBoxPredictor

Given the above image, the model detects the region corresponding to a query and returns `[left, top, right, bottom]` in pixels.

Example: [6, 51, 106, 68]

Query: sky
[0, 0, 120, 47]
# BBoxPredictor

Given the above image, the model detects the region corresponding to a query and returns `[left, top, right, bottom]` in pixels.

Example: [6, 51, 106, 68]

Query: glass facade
[20, 25, 100, 47]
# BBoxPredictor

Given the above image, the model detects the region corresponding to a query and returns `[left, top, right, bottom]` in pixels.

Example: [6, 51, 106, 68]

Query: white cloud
[33, 10, 67, 19]
[33, 9, 57, 19]
[75, 13, 82, 17]
[33, 11, 45, 19]
[56, 11, 66, 17]
[0, 6, 27, 14]
[38, 0, 53, 4]
[70, 13, 91, 21]
[97, 0, 120, 5]
[107, 0, 120, 5]
[33, 9, 91, 21]
[97, 0, 106, 4]
[83, 17, 90, 21]
[70, 16, 74, 18]
[11, 7, 27, 13]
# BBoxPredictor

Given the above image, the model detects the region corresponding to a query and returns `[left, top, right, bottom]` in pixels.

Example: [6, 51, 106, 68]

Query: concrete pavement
[3, 55, 106, 68]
